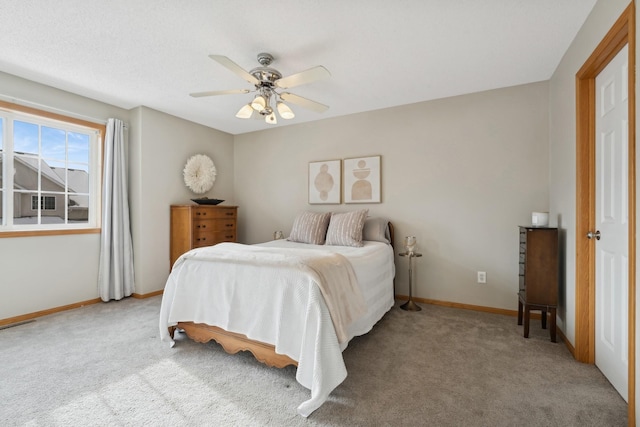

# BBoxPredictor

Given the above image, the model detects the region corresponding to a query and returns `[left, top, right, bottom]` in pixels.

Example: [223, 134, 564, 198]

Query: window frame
[0, 100, 104, 238]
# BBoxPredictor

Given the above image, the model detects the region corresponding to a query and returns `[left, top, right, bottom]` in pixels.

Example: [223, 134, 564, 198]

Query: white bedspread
[159, 240, 394, 417]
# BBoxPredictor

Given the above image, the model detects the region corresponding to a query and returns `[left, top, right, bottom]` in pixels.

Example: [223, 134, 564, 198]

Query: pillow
[325, 209, 369, 247]
[287, 211, 331, 245]
[362, 217, 390, 244]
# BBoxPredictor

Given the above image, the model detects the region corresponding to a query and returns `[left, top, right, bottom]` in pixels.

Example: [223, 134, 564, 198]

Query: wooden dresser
[517, 226, 559, 342]
[170, 205, 238, 268]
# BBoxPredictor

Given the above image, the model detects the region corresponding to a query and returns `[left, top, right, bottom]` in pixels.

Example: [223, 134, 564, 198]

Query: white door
[595, 44, 628, 402]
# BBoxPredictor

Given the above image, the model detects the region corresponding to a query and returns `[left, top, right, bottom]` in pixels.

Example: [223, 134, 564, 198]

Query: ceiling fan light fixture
[235, 103, 254, 119]
[265, 111, 277, 124]
[251, 95, 266, 111]
[192, 53, 331, 125]
[277, 101, 295, 119]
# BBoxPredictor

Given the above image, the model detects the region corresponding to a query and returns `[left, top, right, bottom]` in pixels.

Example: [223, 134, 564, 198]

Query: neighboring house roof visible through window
[11, 155, 67, 190]
[52, 167, 88, 193]
[10, 156, 91, 195]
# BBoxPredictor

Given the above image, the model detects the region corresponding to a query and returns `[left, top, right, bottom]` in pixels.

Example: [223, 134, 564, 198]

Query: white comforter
[159, 240, 394, 416]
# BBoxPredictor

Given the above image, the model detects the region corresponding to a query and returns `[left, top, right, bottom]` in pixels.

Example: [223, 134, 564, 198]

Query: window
[31, 195, 56, 211]
[0, 102, 103, 235]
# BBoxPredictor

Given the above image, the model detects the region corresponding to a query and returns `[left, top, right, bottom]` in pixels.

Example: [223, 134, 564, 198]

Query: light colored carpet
[0, 296, 627, 426]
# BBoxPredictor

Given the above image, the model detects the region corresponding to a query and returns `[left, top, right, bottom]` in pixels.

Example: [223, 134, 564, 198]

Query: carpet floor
[0, 296, 627, 426]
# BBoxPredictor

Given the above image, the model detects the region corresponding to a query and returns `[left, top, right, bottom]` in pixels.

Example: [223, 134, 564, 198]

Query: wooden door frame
[575, 2, 635, 423]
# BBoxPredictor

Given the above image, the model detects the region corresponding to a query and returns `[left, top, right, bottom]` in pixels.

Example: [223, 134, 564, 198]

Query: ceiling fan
[190, 53, 331, 125]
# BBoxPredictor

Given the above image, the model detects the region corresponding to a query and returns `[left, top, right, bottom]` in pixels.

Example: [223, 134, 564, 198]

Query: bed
[159, 211, 395, 416]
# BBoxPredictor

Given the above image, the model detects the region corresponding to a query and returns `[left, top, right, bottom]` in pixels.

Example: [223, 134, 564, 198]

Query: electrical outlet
[477, 271, 487, 283]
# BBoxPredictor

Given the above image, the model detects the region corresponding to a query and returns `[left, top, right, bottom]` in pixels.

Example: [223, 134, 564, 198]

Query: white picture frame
[308, 159, 342, 204]
[343, 155, 381, 204]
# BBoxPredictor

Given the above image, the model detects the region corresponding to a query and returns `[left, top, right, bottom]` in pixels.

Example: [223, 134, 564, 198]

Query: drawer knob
[226, 223, 233, 227]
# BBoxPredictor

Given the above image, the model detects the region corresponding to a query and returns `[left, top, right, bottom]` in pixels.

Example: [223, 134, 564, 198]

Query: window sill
[0, 228, 100, 238]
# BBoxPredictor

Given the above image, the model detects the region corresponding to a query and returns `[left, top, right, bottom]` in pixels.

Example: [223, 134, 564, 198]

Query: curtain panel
[98, 118, 135, 301]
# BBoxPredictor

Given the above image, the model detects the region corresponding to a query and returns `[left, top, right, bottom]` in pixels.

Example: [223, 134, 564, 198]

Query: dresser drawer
[193, 218, 236, 233]
[192, 230, 237, 248]
[192, 219, 236, 247]
[192, 231, 215, 248]
[519, 230, 527, 244]
[216, 231, 236, 242]
[170, 205, 238, 268]
[192, 207, 237, 219]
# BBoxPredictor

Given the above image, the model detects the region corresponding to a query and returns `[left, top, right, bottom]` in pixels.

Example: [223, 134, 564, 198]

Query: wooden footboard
[171, 322, 297, 368]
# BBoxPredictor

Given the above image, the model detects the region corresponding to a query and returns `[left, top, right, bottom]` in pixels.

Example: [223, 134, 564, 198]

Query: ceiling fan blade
[275, 66, 331, 89]
[190, 89, 250, 98]
[280, 92, 329, 113]
[209, 55, 260, 86]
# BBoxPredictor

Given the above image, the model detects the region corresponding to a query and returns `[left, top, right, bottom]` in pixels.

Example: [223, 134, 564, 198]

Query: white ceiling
[0, 0, 597, 135]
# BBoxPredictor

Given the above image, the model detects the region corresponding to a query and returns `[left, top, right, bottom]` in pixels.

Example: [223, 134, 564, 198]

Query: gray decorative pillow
[362, 217, 390, 243]
[287, 211, 331, 245]
[325, 209, 369, 247]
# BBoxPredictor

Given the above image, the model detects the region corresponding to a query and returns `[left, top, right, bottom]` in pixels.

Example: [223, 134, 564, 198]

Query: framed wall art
[308, 159, 341, 204]
[343, 155, 381, 204]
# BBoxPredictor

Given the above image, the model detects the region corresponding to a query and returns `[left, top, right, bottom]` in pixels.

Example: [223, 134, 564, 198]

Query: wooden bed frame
[169, 322, 297, 368]
[169, 222, 395, 369]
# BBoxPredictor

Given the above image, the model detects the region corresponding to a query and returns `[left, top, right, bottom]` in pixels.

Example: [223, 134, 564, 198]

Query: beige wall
[0, 76, 235, 319]
[234, 81, 549, 311]
[0, 72, 129, 319]
[548, 0, 629, 346]
[128, 106, 235, 295]
[5, 75, 549, 318]
[549, 0, 636, 416]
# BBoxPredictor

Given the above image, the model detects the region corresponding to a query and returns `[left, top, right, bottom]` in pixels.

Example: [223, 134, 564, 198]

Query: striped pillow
[325, 209, 369, 247]
[287, 211, 331, 245]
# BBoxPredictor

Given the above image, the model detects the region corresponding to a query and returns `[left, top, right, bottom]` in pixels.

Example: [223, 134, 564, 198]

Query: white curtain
[98, 118, 135, 301]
